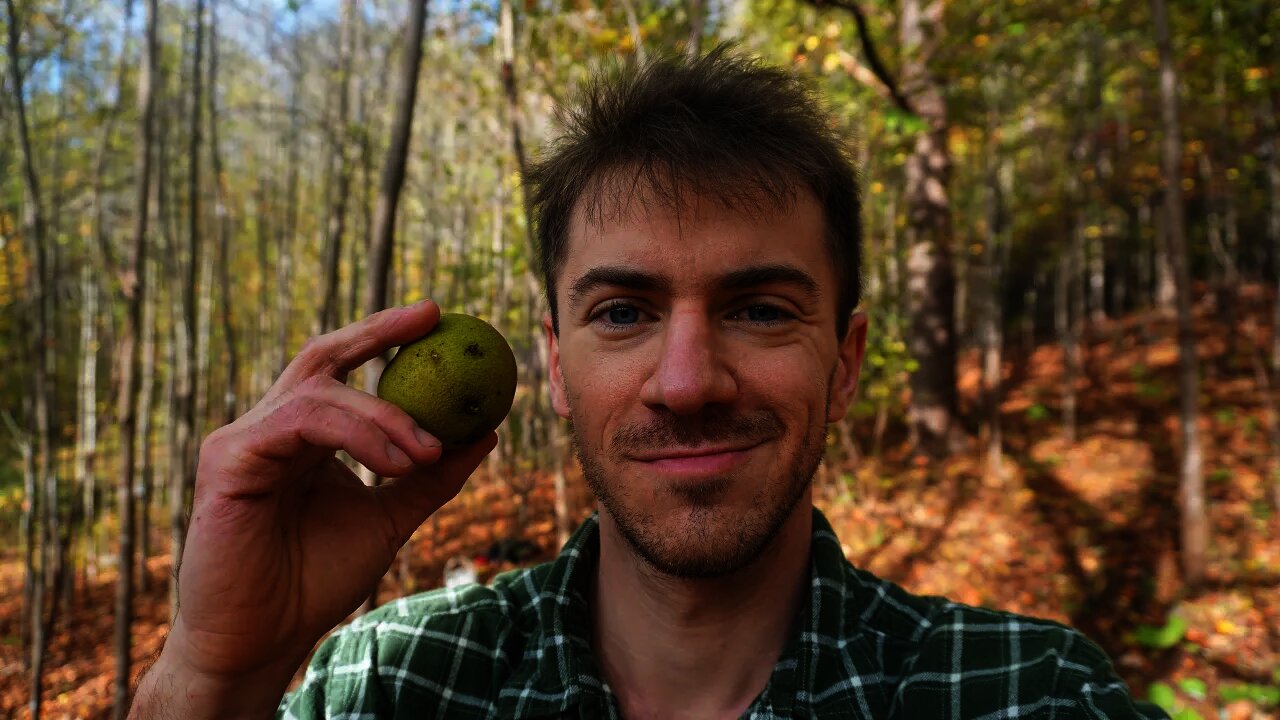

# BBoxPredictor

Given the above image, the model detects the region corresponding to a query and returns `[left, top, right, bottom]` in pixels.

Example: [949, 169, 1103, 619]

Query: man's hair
[526, 44, 863, 340]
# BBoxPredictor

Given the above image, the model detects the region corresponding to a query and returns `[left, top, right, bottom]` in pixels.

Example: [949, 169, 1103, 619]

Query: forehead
[559, 186, 834, 298]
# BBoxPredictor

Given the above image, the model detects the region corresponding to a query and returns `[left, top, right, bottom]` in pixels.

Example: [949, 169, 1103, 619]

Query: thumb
[373, 431, 498, 546]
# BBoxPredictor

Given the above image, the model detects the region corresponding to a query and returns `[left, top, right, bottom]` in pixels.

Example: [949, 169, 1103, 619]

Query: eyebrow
[718, 264, 821, 304]
[568, 267, 670, 307]
[566, 263, 821, 308]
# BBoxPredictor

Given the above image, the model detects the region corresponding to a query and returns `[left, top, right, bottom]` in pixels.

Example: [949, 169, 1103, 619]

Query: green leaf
[1176, 677, 1206, 701]
[1219, 682, 1280, 706]
[1007, 22, 1027, 36]
[1133, 615, 1187, 649]
[1147, 682, 1177, 711]
[1171, 710, 1203, 720]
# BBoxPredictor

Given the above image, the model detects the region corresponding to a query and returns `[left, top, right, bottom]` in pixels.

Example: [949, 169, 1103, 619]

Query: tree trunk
[318, 0, 358, 335]
[358, 0, 429, 614]
[900, 0, 959, 457]
[279, 27, 302, 374]
[1262, 95, 1280, 373]
[980, 118, 1005, 480]
[196, 237, 214, 436]
[254, 177, 274, 396]
[686, 0, 704, 60]
[136, 229, 158, 592]
[1152, 0, 1206, 587]
[76, 267, 100, 595]
[209, 0, 239, 424]
[4, 0, 55, 710]
[175, 0, 207, 599]
[112, 0, 157, 714]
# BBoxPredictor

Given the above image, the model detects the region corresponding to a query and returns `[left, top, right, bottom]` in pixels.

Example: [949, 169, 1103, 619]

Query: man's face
[545, 187, 867, 579]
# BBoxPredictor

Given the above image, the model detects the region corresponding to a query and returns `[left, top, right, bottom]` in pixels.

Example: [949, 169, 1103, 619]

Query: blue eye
[605, 305, 640, 325]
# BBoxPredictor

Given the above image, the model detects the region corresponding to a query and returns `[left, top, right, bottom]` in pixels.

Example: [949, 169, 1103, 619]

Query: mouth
[629, 442, 764, 477]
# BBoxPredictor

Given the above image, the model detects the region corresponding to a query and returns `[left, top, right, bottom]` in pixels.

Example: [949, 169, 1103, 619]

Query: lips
[629, 443, 763, 476]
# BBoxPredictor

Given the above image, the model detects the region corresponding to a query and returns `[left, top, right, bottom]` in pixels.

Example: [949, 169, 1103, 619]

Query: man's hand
[130, 300, 496, 718]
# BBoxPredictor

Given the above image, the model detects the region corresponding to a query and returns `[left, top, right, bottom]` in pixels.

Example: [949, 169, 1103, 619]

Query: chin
[602, 476, 810, 579]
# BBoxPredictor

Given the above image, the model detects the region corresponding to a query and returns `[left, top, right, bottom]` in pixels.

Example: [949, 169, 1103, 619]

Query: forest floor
[2, 289, 1279, 719]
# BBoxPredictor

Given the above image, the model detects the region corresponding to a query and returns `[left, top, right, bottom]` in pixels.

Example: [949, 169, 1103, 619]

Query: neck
[590, 498, 812, 720]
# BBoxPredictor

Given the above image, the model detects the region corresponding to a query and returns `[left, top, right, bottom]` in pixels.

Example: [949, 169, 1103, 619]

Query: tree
[4, 0, 57, 712]
[1151, 0, 1206, 586]
[805, 0, 960, 457]
[360, 0, 429, 611]
[174, 0, 206, 599]
[110, 0, 158, 713]
[209, 0, 239, 423]
[318, 0, 357, 334]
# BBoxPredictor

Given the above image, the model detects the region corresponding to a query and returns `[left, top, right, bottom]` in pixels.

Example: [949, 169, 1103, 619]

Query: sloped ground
[2, 291, 1278, 718]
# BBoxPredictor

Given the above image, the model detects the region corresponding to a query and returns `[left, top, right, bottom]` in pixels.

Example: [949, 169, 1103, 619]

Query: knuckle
[298, 373, 335, 395]
[300, 335, 342, 373]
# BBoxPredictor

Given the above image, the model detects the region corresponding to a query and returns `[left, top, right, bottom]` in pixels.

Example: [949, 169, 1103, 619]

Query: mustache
[610, 407, 785, 454]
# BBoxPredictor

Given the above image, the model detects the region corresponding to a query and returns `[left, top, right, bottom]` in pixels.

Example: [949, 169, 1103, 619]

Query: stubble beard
[571, 396, 830, 580]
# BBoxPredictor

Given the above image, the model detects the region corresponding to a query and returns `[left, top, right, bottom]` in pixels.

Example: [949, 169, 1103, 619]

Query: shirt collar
[496, 508, 878, 719]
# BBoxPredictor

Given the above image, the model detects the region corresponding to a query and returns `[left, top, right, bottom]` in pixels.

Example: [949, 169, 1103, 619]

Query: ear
[826, 311, 868, 423]
[543, 312, 572, 420]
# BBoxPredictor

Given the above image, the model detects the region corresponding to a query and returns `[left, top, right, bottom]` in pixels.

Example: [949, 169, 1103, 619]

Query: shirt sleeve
[1064, 651, 1171, 720]
[276, 624, 390, 720]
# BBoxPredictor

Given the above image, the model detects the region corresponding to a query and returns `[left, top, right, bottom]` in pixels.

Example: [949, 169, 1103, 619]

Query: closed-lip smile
[628, 442, 765, 477]
[629, 443, 761, 462]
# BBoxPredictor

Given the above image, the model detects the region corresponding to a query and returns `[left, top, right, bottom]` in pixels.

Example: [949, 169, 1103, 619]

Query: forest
[1, 0, 1279, 717]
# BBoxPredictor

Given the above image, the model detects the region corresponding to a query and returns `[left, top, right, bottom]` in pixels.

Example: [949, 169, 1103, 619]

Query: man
[131, 48, 1164, 719]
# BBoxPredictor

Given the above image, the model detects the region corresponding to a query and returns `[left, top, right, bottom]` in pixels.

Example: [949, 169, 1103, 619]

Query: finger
[299, 376, 443, 467]
[266, 299, 440, 403]
[219, 395, 419, 495]
[373, 431, 498, 545]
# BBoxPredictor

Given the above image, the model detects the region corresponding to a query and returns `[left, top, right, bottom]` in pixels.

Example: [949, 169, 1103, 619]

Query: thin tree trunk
[686, 0, 704, 60]
[4, 0, 55, 710]
[136, 241, 158, 592]
[112, 0, 157, 714]
[318, 0, 358, 334]
[254, 177, 273, 396]
[209, 0, 239, 423]
[77, 268, 100, 594]
[1152, 0, 1206, 586]
[175, 0, 206, 601]
[618, 0, 647, 63]
[279, 28, 302, 374]
[1262, 94, 1280, 373]
[980, 117, 1005, 480]
[196, 239, 214, 433]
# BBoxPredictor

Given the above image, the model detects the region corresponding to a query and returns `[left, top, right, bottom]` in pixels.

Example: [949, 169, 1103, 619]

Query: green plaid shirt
[278, 509, 1166, 718]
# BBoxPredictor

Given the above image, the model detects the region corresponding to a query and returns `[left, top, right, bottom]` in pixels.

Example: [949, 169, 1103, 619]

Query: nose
[638, 308, 738, 415]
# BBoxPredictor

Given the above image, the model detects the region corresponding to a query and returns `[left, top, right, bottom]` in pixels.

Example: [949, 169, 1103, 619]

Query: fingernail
[387, 443, 411, 466]
[415, 427, 441, 449]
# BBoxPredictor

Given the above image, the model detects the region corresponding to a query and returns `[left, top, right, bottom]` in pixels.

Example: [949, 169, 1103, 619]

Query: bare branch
[802, 0, 914, 114]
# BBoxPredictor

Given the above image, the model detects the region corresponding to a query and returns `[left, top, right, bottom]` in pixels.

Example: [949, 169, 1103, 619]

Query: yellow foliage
[804, 35, 820, 52]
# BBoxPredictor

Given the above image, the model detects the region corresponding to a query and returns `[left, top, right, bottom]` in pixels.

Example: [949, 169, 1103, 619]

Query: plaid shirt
[278, 509, 1166, 719]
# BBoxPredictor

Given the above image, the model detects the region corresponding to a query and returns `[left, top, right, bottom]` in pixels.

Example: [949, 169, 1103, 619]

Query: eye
[744, 305, 784, 323]
[590, 301, 649, 332]
[734, 304, 794, 325]
[605, 305, 641, 325]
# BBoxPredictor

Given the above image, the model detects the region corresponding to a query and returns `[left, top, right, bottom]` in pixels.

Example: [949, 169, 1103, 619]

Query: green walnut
[377, 313, 518, 448]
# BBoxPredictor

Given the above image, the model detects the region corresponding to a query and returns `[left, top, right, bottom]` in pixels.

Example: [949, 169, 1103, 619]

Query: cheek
[562, 358, 633, 432]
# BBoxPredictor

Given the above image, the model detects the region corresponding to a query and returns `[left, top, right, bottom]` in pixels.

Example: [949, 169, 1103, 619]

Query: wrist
[129, 626, 303, 720]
